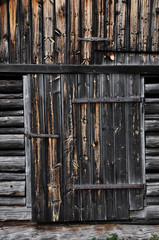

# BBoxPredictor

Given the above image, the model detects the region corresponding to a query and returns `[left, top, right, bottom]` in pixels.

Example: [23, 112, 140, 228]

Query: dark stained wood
[46, 74, 62, 222]
[0, 110, 23, 117]
[8, 0, 20, 63]
[0, 80, 22, 93]
[0, 150, 25, 156]
[145, 84, 159, 94]
[0, 128, 24, 134]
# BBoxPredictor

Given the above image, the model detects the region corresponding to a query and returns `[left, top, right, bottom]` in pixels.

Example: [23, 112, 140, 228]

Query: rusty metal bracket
[25, 132, 59, 139]
[74, 184, 145, 190]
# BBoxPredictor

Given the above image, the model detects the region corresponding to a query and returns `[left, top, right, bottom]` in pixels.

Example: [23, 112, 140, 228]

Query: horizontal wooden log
[145, 115, 159, 120]
[0, 110, 23, 116]
[146, 135, 159, 148]
[145, 104, 159, 114]
[0, 173, 25, 181]
[0, 94, 23, 99]
[0, 197, 25, 206]
[146, 173, 159, 182]
[0, 80, 22, 93]
[0, 116, 24, 127]
[146, 148, 159, 156]
[146, 156, 159, 170]
[0, 150, 25, 156]
[0, 207, 31, 220]
[0, 128, 24, 134]
[145, 120, 159, 131]
[130, 206, 159, 220]
[0, 99, 23, 109]
[0, 181, 25, 196]
[0, 135, 24, 149]
[0, 157, 25, 172]
[145, 84, 159, 94]
[147, 197, 159, 205]
[147, 185, 159, 196]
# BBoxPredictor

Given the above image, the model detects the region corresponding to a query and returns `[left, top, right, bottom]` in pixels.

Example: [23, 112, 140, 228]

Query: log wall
[0, 75, 31, 221]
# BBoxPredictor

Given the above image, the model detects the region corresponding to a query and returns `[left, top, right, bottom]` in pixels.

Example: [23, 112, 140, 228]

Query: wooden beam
[0, 64, 158, 74]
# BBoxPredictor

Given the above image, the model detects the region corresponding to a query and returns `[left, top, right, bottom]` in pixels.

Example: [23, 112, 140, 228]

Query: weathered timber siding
[0, 0, 159, 65]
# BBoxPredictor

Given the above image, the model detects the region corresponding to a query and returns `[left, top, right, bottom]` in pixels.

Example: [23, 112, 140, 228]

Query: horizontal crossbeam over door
[0, 64, 159, 74]
[74, 184, 145, 190]
[77, 37, 110, 42]
[25, 133, 59, 138]
[72, 97, 144, 103]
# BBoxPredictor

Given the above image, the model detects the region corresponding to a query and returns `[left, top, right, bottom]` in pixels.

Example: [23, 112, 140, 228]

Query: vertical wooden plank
[55, 0, 66, 64]
[130, 0, 139, 50]
[23, 75, 32, 208]
[90, 74, 106, 220]
[43, 0, 54, 64]
[106, 0, 114, 44]
[0, 0, 9, 63]
[77, 74, 92, 221]
[116, 0, 127, 49]
[70, 0, 80, 64]
[8, 0, 20, 63]
[102, 74, 115, 220]
[139, 0, 150, 51]
[32, 0, 43, 64]
[81, 0, 92, 64]
[21, 0, 31, 64]
[113, 74, 129, 220]
[45, 74, 62, 222]
[128, 74, 144, 210]
[151, 0, 159, 52]
[62, 74, 79, 221]
[31, 74, 47, 222]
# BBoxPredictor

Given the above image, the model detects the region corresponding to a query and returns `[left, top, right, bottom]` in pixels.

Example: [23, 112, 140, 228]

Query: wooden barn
[0, 0, 159, 224]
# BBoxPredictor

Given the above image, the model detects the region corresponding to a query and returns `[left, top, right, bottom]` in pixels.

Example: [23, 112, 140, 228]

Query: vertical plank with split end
[31, 74, 47, 222]
[0, 0, 9, 63]
[63, 74, 78, 221]
[8, 0, 20, 63]
[46, 74, 62, 222]
[21, 0, 31, 64]
[70, 0, 80, 64]
[43, 0, 54, 64]
[81, 0, 93, 64]
[55, 0, 66, 64]
[32, 0, 43, 64]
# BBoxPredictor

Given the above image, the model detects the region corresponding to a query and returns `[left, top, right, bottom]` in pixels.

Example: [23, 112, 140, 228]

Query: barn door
[31, 73, 145, 222]
[63, 73, 145, 221]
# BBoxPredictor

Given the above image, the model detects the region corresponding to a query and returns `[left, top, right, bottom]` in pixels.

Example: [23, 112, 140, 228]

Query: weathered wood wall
[0, 0, 159, 65]
[0, 0, 159, 223]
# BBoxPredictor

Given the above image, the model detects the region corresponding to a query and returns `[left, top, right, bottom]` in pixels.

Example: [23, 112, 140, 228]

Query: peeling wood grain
[55, 0, 66, 63]
[81, 0, 92, 64]
[43, 0, 54, 64]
